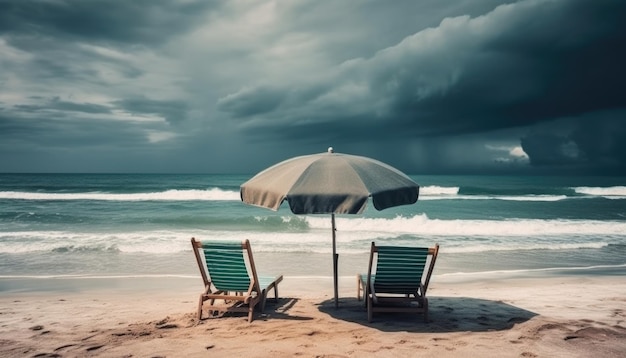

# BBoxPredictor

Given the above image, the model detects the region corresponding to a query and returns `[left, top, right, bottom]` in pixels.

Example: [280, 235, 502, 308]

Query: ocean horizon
[1, 173, 625, 293]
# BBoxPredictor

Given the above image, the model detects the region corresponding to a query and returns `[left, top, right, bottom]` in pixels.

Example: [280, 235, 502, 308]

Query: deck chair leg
[423, 298, 429, 322]
[260, 283, 279, 313]
[260, 292, 268, 312]
[197, 296, 204, 320]
[247, 303, 255, 323]
[367, 296, 373, 323]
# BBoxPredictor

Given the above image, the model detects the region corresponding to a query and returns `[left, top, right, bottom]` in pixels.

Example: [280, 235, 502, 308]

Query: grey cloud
[214, 0, 625, 174]
[217, 86, 285, 118]
[223, 0, 626, 138]
[14, 97, 112, 115]
[8, 35, 144, 82]
[113, 97, 189, 125]
[0, 97, 177, 151]
[2, 0, 624, 174]
[0, 0, 217, 45]
[0, 113, 145, 149]
[277, 0, 511, 65]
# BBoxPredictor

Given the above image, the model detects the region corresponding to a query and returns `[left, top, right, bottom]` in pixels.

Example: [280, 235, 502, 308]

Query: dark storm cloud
[0, 0, 217, 45]
[521, 133, 579, 166]
[217, 0, 626, 173]
[521, 113, 626, 173]
[1, 0, 625, 174]
[275, 0, 510, 65]
[571, 117, 626, 168]
[224, 0, 626, 136]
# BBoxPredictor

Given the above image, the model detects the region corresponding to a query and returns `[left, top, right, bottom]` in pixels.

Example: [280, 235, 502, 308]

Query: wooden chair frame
[191, 237, 283, 323]
[357, 242, 439, 322]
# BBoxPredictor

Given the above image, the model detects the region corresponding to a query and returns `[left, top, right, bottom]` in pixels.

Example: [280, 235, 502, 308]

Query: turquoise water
[1, 173, 625, 289]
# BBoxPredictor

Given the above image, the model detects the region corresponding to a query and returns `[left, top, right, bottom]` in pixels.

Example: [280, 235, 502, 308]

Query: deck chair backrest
[371, 245, 433, 295]
[197, 241, 254, 292]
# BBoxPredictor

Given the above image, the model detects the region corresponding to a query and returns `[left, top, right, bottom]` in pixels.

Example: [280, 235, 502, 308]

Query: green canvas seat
[191, 238, 283, 322]
[357, 242, 439, 322]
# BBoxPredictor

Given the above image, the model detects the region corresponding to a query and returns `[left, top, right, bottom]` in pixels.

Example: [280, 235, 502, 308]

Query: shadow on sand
[317, 296, 537, 333]
[205, 297, 315, 322]
[259, 297, 315, 321]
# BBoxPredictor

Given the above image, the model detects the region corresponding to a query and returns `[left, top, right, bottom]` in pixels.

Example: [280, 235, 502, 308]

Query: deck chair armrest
[367, 275, 379, 304]
[419, 283, 426, 297]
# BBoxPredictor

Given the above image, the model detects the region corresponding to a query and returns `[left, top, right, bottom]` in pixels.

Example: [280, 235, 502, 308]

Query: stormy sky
[1, 0, 625, 175]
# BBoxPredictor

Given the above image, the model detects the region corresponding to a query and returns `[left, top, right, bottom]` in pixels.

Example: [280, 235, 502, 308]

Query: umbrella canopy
[240, 147, 420, 306]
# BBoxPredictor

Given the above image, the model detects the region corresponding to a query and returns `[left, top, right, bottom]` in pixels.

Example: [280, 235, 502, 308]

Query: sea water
[1, 173, 625, 292]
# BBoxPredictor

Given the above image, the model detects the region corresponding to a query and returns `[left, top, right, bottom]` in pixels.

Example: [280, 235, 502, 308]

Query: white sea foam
[574, 186, 626, 198]
[1, 215, 624, 255]
[305, 214, 626, 237]
[2, 185, 620, 202]
[0, 188, 240, 201]
[419, 194, 568, 201]
[419, 185, 459, 195]
[0, 274, 198, 280]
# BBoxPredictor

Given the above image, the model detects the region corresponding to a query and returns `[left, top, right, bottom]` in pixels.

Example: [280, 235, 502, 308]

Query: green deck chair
[357, 242, 439, 322]
[191, 238, 283, 323]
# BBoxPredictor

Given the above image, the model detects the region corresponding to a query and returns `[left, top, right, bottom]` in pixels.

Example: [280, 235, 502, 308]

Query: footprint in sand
[85, 345, 104, 352]
[54, 344, 77, 351]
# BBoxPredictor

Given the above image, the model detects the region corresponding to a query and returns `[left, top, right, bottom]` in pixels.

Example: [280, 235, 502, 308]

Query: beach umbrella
[240, 147, 420, 307]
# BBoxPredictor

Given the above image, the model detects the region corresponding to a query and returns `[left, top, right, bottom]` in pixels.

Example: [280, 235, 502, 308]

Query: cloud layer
[1, 0, 625, 174]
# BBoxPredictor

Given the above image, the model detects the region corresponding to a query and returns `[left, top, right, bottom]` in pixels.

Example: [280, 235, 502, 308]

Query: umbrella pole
[332, 213, 338, 308]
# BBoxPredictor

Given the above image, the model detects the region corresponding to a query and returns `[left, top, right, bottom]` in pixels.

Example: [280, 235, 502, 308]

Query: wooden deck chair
[191, 238, 283, 323]
[357, 242, 439, 322]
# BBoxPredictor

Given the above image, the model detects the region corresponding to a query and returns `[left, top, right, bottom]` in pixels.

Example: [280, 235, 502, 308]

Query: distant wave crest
[1, 215, 625, 255]
[574, 186, 626, 198]
[420, 185, 459, 195]
[0, 188, 240, 201]
[2, 185, 624, 202]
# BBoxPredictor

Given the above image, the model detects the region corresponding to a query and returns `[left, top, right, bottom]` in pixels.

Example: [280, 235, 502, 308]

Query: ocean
[1, 173, 625, 293]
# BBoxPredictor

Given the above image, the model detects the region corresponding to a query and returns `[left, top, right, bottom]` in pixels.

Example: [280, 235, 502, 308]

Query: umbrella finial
[328, 146, 334, 153]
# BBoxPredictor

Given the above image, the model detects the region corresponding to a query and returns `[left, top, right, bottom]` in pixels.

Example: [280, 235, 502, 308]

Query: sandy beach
[1, 275, 624, 357]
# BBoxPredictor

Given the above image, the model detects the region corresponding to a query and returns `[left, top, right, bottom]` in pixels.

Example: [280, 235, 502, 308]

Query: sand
[1, 275, 625, 358]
